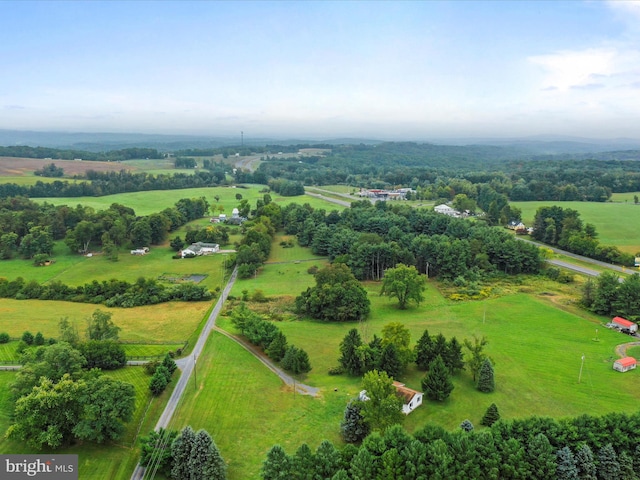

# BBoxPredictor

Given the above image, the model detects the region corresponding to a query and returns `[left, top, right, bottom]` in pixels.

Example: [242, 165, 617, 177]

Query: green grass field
[511, 200, 640, 253]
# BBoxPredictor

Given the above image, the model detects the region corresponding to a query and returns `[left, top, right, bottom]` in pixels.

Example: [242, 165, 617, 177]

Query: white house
[613, 357, 637, 373]
[232, 208, 240, 218]
[434, 204, 458, 216]
[358, 382, 423, 415]
[393, 381, 423, 414]
[130, 247, 149, 255]
[181, 242, 220, 258]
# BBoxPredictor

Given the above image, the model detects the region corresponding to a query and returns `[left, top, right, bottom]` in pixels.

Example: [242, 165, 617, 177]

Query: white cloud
[529, 48, 616, 91]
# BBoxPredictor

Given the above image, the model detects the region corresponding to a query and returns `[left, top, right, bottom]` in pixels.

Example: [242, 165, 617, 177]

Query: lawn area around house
[511, 200, 640, 254]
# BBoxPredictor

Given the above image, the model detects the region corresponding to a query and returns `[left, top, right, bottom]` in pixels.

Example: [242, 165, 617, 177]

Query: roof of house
[615, 357, 637, 367]
[613, 316, 635, 328]
[392, 381, 422, 403]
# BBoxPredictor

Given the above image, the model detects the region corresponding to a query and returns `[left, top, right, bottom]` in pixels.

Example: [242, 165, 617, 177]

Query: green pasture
[0, 176, 84, 185]
[0, 298, 209, 344]
[511, 200, 640, 254]
[0, 365, 174, 480]
[0, 343, 20, 363]
[209, 275, 639, 478]
[610, 192, 640, 203]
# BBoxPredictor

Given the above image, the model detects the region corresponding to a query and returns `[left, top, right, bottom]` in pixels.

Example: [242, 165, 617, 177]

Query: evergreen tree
[261, 445, 291, 480]
[477, 358, 495, 393]
[618, 451, 634, 480]
[349, 448, 377, 480]
[339, 328, 364, 375]
[460, 419, 474, 432]
[340, 401, 369, 443]
[380, 448, 405, 479]
[171, 426, 196, 480]
[444, 336, 465, 374]
[481, 403, 500, 426]
[314, 440, 341, 479]
[188, 429, 226, 480]
[149, 368, 169, 396]
[575, 444, 597, 480]
[463, 335, 490, 381]
[162, 353, 177, 375]
[331, 470, 349, 480]
[378, 343, 403, 379]
[556, 446, 579, 480]
[422, 355, 454, 401]
[265, 332, 288, 362]
[527, 433, 556, 480]
[281, 345, 311, 374]
[597, 444, 621, 480]
[33, 332, 45, 346]
[414, 329, 434, 370]
[139, 428, 177, 477]
[291, 443, 315, 480]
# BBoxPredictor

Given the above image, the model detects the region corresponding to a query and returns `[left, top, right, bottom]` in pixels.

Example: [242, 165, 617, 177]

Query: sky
[1, 0, 640, 140]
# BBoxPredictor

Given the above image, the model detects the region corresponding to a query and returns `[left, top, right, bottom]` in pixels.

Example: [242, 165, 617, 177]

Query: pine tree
[379, 343, 403, 379]
[189, 429, 226, 480]
[556, 446, 579, 480]
[598, 444, 621, 480]
[349, 448, 378, 480]
[281, 345, 311, 374]
[171, 426, 196, 480]
[339, 328, 364, 375]
[575, 444, 597, 480]
[265, 332, 288, 362]
[527, 433, 556, 480]
[314, 440, 341, 479]
[340, 401, 369, 443]
[149, 369, 169, 396]
[261, 445, 292, 480]
[460, 419, 474, 432]
[477, 358, 495, 393]
[444, 336, 465, 374]
[414, 329, 434, 370]
[291, 443, 315, 480]
[480, 403, 500, 426]
[421, 355, 454, 401]
[331, 470, 349, 480]
[162, 353, 177, 375]
[618, 451, 634, 480]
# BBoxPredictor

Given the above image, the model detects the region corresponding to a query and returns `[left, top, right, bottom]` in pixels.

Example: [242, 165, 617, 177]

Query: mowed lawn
[0, 365, 174, 480]
[511, 200, 640, 253]
[187, 274, 639, 479]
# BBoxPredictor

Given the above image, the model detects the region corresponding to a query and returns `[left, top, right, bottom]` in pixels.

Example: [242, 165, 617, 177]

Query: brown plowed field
[0, 157, 134, 176]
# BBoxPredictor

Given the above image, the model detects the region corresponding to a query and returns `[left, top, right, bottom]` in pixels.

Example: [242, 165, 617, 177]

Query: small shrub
[21, 331, 34, 345]
[144, 360, 161, 375]
[328, 365, 345, 375]
[460, 419, 474, 432]
[251, 289, 268, 303]
[0, 332, 9, 343]
[307, 265, 319, 275]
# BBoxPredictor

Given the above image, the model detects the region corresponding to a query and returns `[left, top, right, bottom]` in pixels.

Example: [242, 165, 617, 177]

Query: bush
[21, 331, 34, 345]
[144, 360, 161, 375]
[0, 332, 9, 343]
[328, 365, 345, 375]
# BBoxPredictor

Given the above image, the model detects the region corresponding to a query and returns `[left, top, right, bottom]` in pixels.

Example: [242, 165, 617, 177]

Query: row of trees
[0, 145, 163, 161]
[234, 215, 276, 279]
[149, 354, 178, 395]
[582, 272, 640, 320]
[230, 304, 311, 374]
[532, 206, 634, 266]
[264, 408, 640, 480]
[0, 276, 211, 307]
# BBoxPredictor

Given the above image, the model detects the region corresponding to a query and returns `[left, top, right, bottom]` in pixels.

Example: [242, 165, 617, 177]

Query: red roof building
[614, 356, 637, 372]
[612, 316, 638, 333]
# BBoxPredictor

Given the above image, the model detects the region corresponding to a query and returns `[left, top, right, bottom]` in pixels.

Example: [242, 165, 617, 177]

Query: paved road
[131, 267, 238, 480]
[304, 190, 352, 207]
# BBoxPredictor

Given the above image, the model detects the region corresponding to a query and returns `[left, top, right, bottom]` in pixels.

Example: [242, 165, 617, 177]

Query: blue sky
[1, 1, 639, 140]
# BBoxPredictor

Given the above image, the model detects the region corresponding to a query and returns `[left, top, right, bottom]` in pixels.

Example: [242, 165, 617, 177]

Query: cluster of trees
[140, 425, 226, 479]
[283, 201, 542, 285]
[34, 162, 65, 177]
[264, 409, 640, 480]
[0, 276, 211, 307]
[230, 304, 311, 374]
[148, 354, 178, 395]
[296, 263, 370, 322]
[267, 178, 305, 196]
[582, 272, 640, 320]
[234, 215, 276, 279]
[174, 157, 197, 168]
[7, 312, 134, 449]
[532, 206, 634, 266]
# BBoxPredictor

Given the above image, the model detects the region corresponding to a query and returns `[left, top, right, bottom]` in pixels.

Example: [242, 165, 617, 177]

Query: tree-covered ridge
[0, 145, 163, 161]
[262, 411, 640, 480]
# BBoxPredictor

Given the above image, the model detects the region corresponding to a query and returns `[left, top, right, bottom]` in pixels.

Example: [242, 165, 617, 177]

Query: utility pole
[578, 354, 585, 383]
[193, 354, 197, 391]
[241, 131, 244, 147]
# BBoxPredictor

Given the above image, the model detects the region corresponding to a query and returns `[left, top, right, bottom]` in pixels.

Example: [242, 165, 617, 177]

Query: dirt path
[615, 341, 640, 358]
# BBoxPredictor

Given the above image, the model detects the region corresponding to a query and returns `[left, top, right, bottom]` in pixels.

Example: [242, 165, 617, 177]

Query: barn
[612, 316, 638, 334]
[613, 357, 637, 373]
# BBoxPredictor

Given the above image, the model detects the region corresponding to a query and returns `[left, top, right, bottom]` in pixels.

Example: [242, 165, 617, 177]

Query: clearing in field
[0, 157, 134, 177]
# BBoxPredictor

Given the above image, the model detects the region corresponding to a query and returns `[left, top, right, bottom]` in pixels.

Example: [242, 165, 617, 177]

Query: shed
[613, 316, 638, 333]
[613, 357, 637, 373]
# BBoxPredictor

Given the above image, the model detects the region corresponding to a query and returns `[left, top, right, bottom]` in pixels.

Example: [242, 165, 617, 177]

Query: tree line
[0, 145, 163, 161]
[262, 409, 640, 480]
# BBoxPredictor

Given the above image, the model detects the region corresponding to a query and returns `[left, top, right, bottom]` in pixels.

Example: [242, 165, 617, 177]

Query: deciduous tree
[379, 264, 425, 309]
[359, 370, 404, 433]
